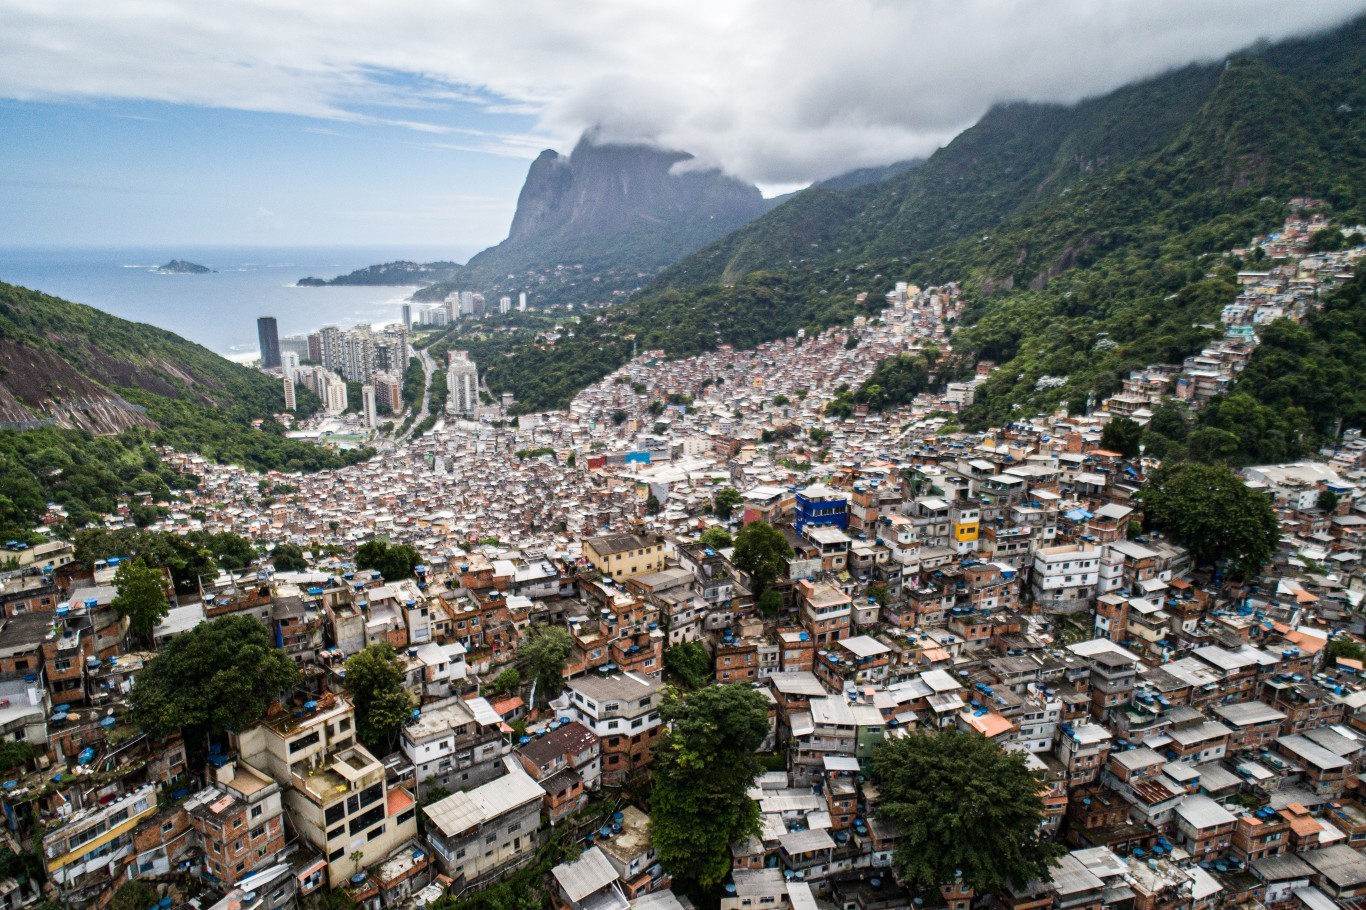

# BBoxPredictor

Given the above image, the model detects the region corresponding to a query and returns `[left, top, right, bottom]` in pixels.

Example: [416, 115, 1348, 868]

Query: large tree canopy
[1139, 461, 1280, 577]
[650, 684, 770, 888]
[518, 624, 574, 706]
[731, 520, 793, 595]
[713, 488, 743, 521]
[663, 642, 711, 690]
[130, 615, 300, 739]
[355, 539, 420, 580]
[871, 731, 1063, 894]
[1100, 416, 1142, 458]
[112, 558, 170, 644]
[342, 643, 414, 754]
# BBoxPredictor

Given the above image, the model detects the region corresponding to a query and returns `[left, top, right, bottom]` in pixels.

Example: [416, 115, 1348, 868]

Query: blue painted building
[794, 483, 849, 534]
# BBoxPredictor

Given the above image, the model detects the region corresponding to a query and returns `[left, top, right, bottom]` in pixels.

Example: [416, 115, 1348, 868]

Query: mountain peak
[488, 129, 768, 270]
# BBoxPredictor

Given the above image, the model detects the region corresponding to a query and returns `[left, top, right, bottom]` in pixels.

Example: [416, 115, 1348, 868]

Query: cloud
[0, 0, 1361, 184]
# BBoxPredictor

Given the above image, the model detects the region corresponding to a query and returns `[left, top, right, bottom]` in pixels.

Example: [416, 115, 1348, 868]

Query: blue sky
[1, 1, 1361, 250]
[0, 91, 539, 247]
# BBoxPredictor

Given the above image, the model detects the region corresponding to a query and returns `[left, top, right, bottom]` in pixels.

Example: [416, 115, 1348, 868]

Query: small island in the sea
[157, 260, 214, 274]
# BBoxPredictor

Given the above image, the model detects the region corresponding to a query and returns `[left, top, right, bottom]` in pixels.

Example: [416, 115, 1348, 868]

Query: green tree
[732, 521, 793, 594]
[112, 558, 170, 645]
[519, 625, 574, 706]
[271, 543, 309, 572]
[646, 493, 661, 514]
[1317, 490, 1340, 513]
[699, 527, 732, 550]
[772, 393, 790, 407]
[207, 532, 256, 571]
[0, 741, 35, 775]
[870, 730, 1064, 894]
[855, 354, 930, 410]
[343, 643, 415, 754]
[650, 685, 770, 888]
[1326, 636, 1366, 665]
[1148, 402, 1190, 441]
[713, 487, 743, 521]
[663, 642, 711, 690]
[111, 881, 159, 910]
[489, 667, 521, 695]
[757, 588, 783, 616]
[1139, 462, 1280, 578]
[129, 615, 300, 739]
[1100, 416, 1143, 458]
[355, 539, 421, 580]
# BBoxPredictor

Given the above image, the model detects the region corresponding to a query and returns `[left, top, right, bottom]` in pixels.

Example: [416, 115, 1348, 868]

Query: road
[397, 346, 439, 442]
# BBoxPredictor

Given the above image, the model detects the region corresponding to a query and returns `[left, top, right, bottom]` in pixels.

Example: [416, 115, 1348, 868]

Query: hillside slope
[305, 134, 774, 308]
[0, 281, 370, 536]
[466, 16, 1366, 415]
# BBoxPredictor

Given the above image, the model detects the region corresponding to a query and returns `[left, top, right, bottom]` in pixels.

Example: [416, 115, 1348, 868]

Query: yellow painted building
[583, 533, 668, 580]
[45, 785, 158, 887]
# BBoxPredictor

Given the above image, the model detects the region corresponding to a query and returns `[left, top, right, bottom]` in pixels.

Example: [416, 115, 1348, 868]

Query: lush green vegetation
[270, 542, 310, 572]
[699, 527, 732, 550]
[1100, 417, 1143, 458]
[75, 528, 258, 593]
[0, 282, 373, 538]
[1139, 462, 1281, 578]
[855, 352, 933, 411]
[662, 641, 711, 690]
[732, 520, 793, 595]
[429, 19, 1366, 418]
[650, 685, 771, 889]
[1326, 636, 1366, 665]
[871, 730, 1064, 893]
[111, 558, 171, 645]
[402, 357, 425, 409]
[355, 539, 420, 580]
[1185, 272, 1366, 464]
[518, 625, 574, 707]
[342, 643, 415, 754]
[129, 616, 300, 741]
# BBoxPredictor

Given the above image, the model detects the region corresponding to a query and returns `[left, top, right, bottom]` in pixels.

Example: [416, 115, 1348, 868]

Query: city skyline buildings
[257, 316, 281, 370]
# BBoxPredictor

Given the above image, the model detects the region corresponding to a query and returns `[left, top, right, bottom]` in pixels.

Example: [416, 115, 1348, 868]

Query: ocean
[0, 245, 479, 361]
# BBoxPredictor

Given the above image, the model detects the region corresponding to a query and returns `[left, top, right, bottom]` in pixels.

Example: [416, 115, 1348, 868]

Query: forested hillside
[469, 16, 1365, 418]
[0, 281, 370, 538]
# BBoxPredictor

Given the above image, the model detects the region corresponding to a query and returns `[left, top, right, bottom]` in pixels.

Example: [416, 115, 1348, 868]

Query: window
[251, 806, 263, 819]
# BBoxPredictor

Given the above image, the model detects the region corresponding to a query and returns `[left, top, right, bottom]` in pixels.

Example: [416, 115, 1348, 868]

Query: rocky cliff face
[479, 134, 769, 271]
[507, 149, 576, 243]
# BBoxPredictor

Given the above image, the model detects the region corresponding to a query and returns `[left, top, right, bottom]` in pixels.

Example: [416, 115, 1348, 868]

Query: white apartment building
[1030, 544, 1101, 613]
[234, 696, 417, 887]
